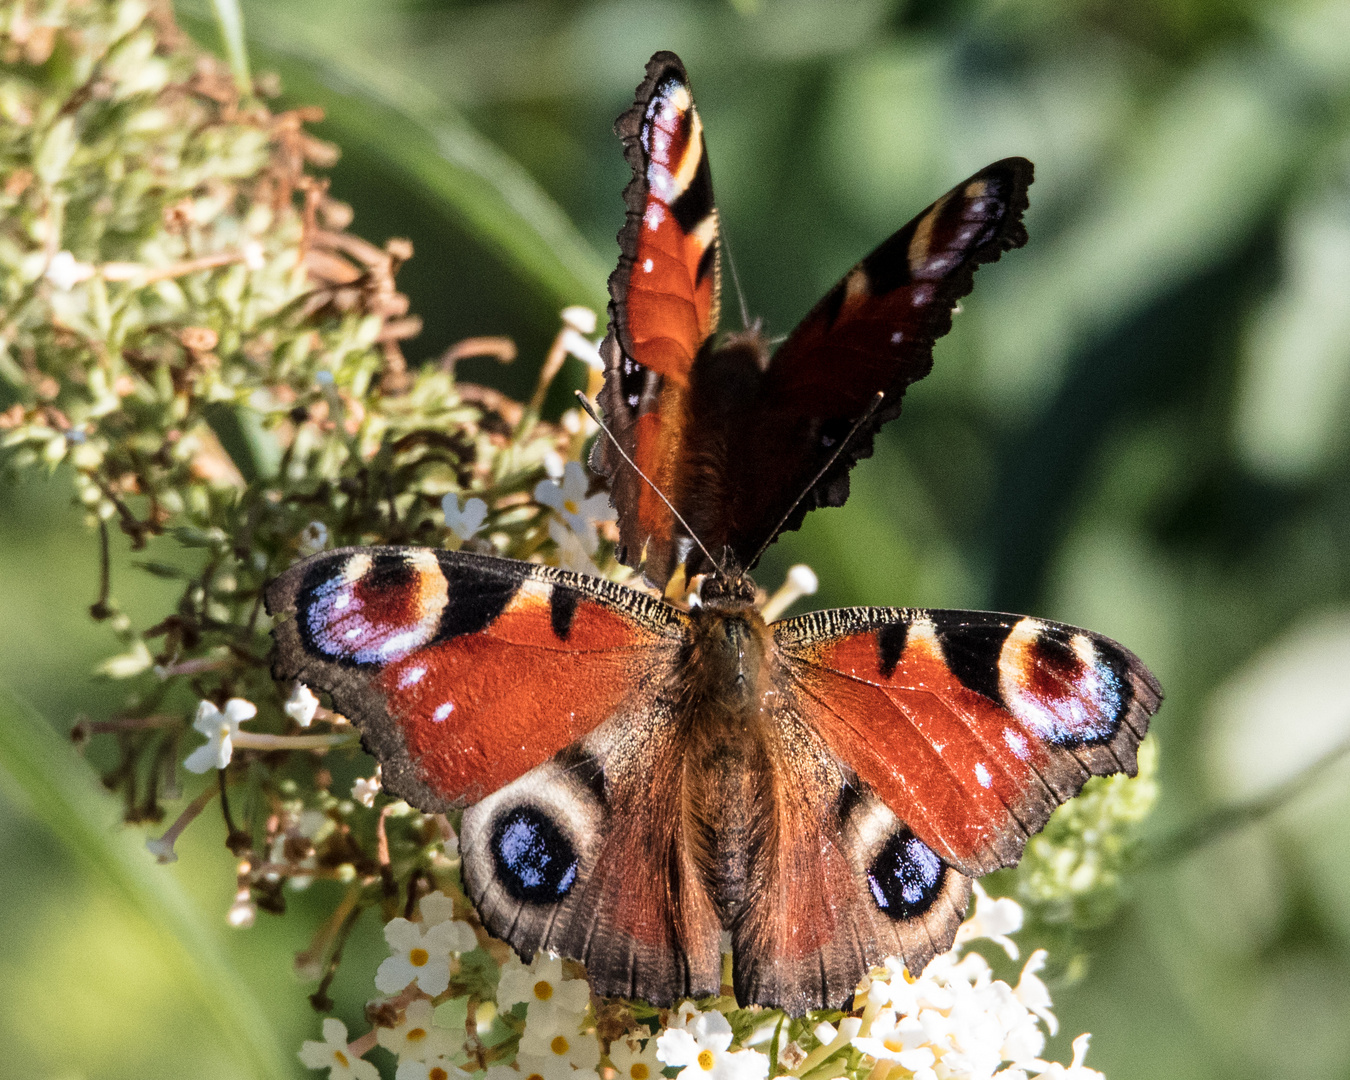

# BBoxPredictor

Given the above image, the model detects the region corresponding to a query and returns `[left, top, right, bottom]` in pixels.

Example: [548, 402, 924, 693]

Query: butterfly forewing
[773, 607, 1161, 877]
[594, 51, 722, 588]
[265, 547, 686, 810]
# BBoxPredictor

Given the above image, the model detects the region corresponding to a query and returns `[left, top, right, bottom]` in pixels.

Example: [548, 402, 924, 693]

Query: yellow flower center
[552, 1036, 571, 1056]
[334, 1051, 349, 1067]
[408, 1027, 427, 1042]
[631, 1065, 650, 1080]
[409, 948, 429, 967]
[698, 1050, 716, 1071]
[564, 499, 579, 515]
[883, 1037, 903, 1053]
[903, 968, 918, 984]
[534, 980, 554, 1001]
[431, 1070, 449, 1080]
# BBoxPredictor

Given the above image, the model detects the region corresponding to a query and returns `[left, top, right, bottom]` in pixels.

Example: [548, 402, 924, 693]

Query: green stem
[1145, 731, 1350, 866]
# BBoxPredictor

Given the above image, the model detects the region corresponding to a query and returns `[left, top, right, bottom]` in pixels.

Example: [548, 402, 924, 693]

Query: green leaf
[0, 684, 294, 1080]
[210, 0, 253, 93]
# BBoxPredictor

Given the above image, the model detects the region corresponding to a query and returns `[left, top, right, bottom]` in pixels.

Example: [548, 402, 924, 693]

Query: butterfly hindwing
[773, 607, 1161, 877]
[461, 710, 725, 1005]
[265, 547, 686, 810]
[724, 691, 974, 1014]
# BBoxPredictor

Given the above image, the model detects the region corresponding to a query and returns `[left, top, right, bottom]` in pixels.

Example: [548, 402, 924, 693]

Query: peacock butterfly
[266, 51, 1161, 1015]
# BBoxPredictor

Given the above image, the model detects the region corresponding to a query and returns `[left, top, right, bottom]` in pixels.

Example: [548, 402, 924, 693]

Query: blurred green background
[4, 0, 1350, 1076]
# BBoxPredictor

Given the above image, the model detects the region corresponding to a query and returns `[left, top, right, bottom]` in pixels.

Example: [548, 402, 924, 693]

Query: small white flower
[375, 915, 478, 996]
[853, 1010, 935, 1072]
[515, 1055, 599, 1080]
[608, 1036, 664, 1080]
[418, 890, 458, 927]
[45, 251, 95, 290]
[1015, 950, 1057, 1036]
[657, 1008, 769, 1080]
[534, 462, 612, 554]
[759, 563, 820, 621]
[242, 240, 266, 271]
[442, 495, 488, 542]
[519, 1006, 601, 1070]
[955, 882, 1024, 959]
[543, 450, 566, 481]
[286, 683, 320, 727]
[548, 518, 601, 576]
[352, 765, 382, 807]
[1029, 1034, 1103, 1079]
[560, 328, 602, 370]
[298, 1018, 379, 1080]
[298, 521, 329, 556]
[145, 835, 178, 863]
[184, 697, 256, 773]
[376, 999, 458, 1062]
[497, 953, 591, 1017]
[395, 1058, 471, 1080]
[558, 308, 603, 371]
[561, 306, 598, 335]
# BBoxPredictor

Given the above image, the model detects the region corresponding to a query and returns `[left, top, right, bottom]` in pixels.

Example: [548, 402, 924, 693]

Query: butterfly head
[694, 554, 757, 613]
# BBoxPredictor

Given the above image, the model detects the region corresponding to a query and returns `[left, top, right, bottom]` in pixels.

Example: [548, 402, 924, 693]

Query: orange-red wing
[266, 547, 686, 809]
[774, 606, 1161, 877]
[593, 51, 721, 590]
[728, 706, 974, 1013]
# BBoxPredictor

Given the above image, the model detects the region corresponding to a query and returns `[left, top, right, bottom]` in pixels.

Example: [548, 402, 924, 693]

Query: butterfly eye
[865, 829, 946, 920]
[490, 805, 579, 904]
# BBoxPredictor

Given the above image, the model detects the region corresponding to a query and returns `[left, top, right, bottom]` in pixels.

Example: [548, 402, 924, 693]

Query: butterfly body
[266, 51, 1163, 1014]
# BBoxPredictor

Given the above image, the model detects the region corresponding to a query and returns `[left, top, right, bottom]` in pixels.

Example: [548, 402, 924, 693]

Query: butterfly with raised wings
[267, 51, 1161, 1016]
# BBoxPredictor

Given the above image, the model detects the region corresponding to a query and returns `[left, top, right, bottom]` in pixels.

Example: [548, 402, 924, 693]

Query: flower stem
[232, 731, 356, 751]
[145, 782, 219, 863]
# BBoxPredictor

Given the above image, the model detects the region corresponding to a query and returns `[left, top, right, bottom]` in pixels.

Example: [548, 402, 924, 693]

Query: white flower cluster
[299, 885, 1107, 1080]
[846, 885, 1101, 1080]
[485, 953, 601, 1080]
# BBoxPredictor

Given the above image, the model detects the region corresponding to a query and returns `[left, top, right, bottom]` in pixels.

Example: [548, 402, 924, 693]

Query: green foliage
[0, 6, 602, 1069]
[3, 0, 1350, 1078]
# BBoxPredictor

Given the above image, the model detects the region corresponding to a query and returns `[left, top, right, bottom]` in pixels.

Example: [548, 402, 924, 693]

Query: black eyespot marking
[550, 588, 579, 640]
[867, 829, 945, 921]
[931, 614, 1012, 705]
[877, 622, 909, 678]
[490, 806, 578, 905]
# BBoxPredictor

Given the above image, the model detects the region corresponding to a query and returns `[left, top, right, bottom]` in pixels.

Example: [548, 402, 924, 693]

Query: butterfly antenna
[746, 391, 886, 570]
[574, 391, 726, 576]
[718, 224, 752, 331]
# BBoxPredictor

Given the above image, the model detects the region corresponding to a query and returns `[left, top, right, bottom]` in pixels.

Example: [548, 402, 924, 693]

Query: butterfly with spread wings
[267, 51, 1160, 1016]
